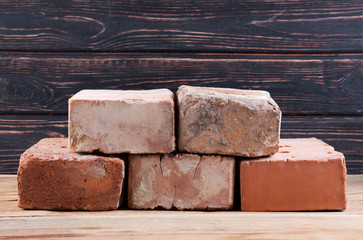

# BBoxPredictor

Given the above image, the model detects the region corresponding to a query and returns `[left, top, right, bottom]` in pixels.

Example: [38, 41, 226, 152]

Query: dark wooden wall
[0, 0, 362, 174]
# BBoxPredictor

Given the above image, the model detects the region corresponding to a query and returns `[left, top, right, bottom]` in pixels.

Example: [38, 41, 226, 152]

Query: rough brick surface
[240, 138, 346, 211]
[17, 138, 125, 211]
[177, 85, 281, 157]
[69, 89, 175, 154]
[128, 154, 235, 210]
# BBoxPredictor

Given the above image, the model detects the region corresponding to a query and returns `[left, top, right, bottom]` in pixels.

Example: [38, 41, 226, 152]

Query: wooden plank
[0, 174, 362, 239]
[0, 52, 362, 115]
[0, 115, 361, 174]
[0, 0, 361, 52]
[0, 115, 67, 174]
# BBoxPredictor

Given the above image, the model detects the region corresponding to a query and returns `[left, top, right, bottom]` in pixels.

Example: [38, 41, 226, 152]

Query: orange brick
[240, 138, 346, 211]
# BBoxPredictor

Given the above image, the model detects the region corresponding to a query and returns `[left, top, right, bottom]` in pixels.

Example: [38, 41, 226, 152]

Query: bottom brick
[17, 138, 125, 211]
[240, 138, 346, 211]
[128, 154, 235, 210]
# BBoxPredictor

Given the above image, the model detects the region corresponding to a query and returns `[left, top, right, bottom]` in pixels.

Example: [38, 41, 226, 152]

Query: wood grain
[0, 53, 362, 115]
[0, 115, 67, 173]
[0, 174, 362, 239]
[0, 115, 361, 174]
[0, 0, 361, 52]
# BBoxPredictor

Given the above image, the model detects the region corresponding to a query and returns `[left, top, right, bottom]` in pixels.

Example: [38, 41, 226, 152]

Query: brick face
[69, 89, 175, 154]
[17, 138, 125, 211]
[240, 138, 346, 211]
[128, 153, 235, 210]
[177, 85, 281, 157]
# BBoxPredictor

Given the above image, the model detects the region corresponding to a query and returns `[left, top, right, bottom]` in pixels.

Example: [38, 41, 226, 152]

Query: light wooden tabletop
[0, 174, 362, 239]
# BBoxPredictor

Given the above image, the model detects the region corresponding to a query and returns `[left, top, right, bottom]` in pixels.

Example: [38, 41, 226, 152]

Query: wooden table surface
[0, 175, 362, 239]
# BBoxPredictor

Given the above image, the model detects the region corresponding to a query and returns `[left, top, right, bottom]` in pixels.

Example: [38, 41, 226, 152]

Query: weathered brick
[177, 85, 281, 157]
[69, 89, 175, 154]
[240, 138, 346, 211]
[128, 153, 235, 210]
[17, 138, 125, 211]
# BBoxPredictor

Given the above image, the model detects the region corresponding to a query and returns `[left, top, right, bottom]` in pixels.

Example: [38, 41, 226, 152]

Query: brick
[240, 138, 346, 211]
[17, 138, 125, 211]
[69, 89, 175, 154]
[128, 154, 235, 210]
[177, 85, 281, 157]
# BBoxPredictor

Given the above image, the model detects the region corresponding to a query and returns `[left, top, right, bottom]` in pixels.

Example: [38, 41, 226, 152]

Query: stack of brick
[17, 85, 346, 211]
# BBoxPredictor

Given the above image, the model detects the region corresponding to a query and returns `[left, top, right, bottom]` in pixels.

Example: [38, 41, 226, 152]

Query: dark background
[0, 0, 362, 174]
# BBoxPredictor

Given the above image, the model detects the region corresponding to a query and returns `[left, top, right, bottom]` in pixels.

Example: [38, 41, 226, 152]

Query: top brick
[177, 85, 281, 157]
[69, 89, 175, 154]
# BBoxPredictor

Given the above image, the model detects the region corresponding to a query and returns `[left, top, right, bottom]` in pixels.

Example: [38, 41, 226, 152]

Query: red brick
[177, 85, 281, 157]
[240, 138, 346, 211]
[69, 89, 175, 154]
[128, 154, 235, 210]
[17, 138, 125, 211]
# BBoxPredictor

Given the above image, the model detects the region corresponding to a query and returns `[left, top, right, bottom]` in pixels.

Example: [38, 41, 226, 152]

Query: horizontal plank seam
[0, 49, 362, 54]
[0, 52, 362, 57]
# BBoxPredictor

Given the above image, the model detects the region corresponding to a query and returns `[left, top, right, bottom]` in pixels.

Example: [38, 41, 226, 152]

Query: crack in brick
[268, 100, 277, 111]
[193, 157, 202, 180]
[182, 100, 199, 116]
[159, 156, 163, 176]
